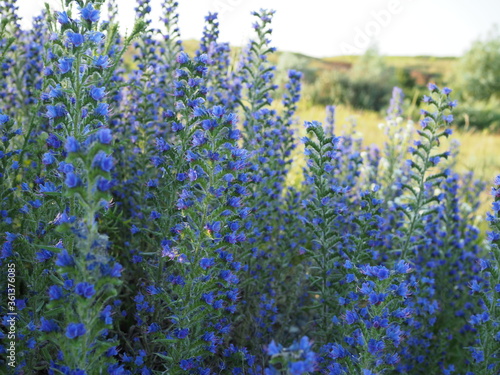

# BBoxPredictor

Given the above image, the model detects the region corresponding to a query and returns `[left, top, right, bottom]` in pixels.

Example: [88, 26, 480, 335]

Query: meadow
[0, 1, 499, 375]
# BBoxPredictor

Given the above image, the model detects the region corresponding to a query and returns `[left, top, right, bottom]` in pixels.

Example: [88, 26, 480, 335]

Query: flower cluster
[0, 1, 497, 375]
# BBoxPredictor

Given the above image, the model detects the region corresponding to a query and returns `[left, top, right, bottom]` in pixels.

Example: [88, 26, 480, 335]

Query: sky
[16, 0, 500, 58]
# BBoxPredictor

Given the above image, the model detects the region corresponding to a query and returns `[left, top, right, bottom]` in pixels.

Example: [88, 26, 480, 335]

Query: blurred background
[15, 0, 500, 201]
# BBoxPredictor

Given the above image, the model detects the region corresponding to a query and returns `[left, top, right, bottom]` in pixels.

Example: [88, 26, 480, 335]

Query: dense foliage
[0, 1, 499, 374]
[303, 48, 400, 111]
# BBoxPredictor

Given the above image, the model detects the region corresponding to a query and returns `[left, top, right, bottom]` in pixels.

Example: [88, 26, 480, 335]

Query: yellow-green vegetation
[323, 55, 456, 76]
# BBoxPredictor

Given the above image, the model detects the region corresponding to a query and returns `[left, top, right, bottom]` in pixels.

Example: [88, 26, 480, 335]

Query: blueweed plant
[0, 1, 497, 375]
[468, 176, 500, 374]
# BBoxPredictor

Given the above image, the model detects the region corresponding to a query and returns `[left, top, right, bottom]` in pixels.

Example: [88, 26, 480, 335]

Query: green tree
[456, 27, 500, 102]
[349, 47, 396, 111]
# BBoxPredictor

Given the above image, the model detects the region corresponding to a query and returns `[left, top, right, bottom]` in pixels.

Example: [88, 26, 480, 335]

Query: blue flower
[96, 177, 112, 192]
[470, 348, 484, 363]
[80, 4, 100, 23]
[428, 83, 439, 91]
[55, 250, 75, 267]
[47, 134, 63, 149]
[0, 113, 9, 124]
[211, 105, 225, 117]
[48, 285, 64, 300]
[97, 128, 113, 144]
[442, 87, 452, 95]
[75, 282, 96, 299]
[58, 57, 75, 74]
[90, 86, 106, 101]
[66, 323, 86, 339]
[42, 153, 56, 165]
[93, 55, 109, 69]
[420, 117, 431, 128]
[202, 292, 214, 305]
[40, 317, 60, 332]
[65, 172, 81, 188]
[48, 85, 64, 99]
[57, 11, 70, 25]
[92, 151, 114, 172]
[176, 328, 189, 339]
[177, 52, 189, 64]
[67, 31, 84, 47]
[429, 156, 440, 166]
[345, 310, 358, 324]
[87, 31, 104, 44]
[46, 105, 67, 119]
[290, 361, 312, 375]
[492, 201, 500, 212]
[367, 339, 385, 354]
[36, 249, 53, 262]
[180, 359, 195, 371]
[65, 136, 80, 153]
[200, 258, 215, 269]
[394, 260, 411, 274]
[442, 114, 454, 124]
[95, 103, 109, 117]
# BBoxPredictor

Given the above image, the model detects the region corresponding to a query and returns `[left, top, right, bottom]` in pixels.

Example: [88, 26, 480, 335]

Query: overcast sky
[17, 0, 500, 57]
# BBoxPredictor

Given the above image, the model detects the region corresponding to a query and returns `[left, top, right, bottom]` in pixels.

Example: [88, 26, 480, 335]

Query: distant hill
[127, 38, 455, 85]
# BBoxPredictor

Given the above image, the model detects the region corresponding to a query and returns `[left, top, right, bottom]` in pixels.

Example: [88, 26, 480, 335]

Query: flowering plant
[0, 1, 497, 374]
